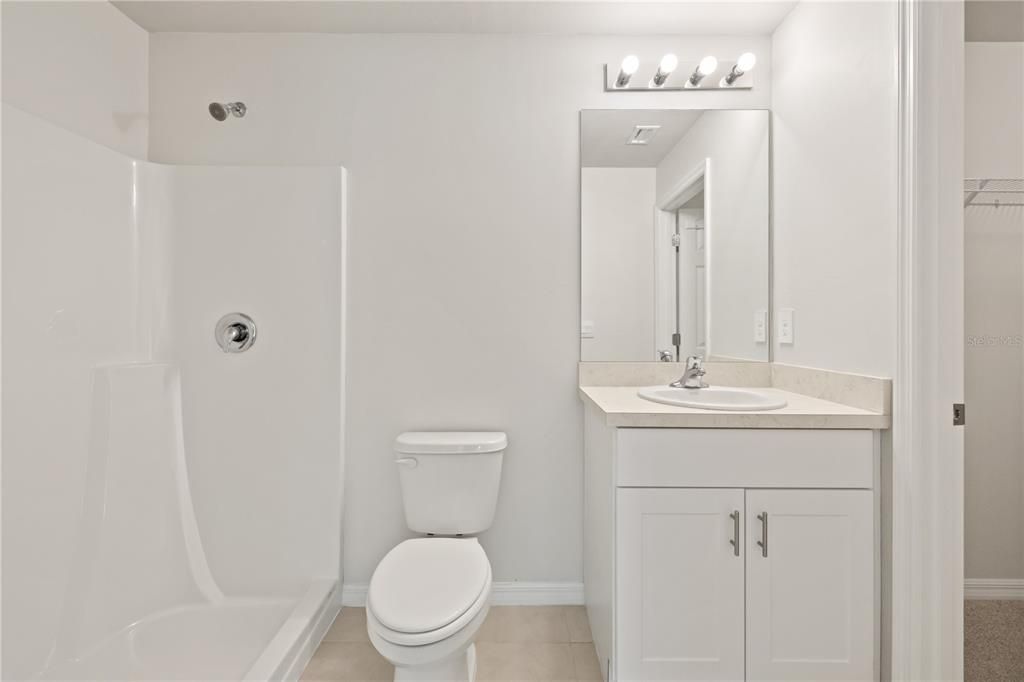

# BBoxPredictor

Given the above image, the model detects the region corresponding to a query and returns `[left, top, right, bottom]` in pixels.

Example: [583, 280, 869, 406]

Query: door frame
[654, 159, 712, 361]
[891, 0, 965, 679]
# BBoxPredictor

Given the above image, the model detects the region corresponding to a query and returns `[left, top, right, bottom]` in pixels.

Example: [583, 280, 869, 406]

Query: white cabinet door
[616, 488, 745, 681]
[745, 490, 876, 681]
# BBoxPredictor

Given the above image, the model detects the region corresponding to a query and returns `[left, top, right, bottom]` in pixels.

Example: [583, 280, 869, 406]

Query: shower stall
[1, 105, 346, 680]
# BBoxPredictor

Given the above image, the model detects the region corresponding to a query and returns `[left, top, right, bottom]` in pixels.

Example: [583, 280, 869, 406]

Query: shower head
[209, 102, 246, 121]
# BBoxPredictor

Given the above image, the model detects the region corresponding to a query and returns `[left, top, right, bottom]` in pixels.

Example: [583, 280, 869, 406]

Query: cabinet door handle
[756, 512, 768, 557]
[729, 510, 740, 556]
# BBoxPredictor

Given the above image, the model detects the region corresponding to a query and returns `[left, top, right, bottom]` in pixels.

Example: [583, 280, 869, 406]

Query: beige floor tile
[301, 641, 393, 681]
[305, 606, 588, 681]
[476, 642, 575, 681]
[563, 606, 592, 643]
[570, 643, 603, 681]
[323, 607, 371, 643]
[477, 606, 571, 643]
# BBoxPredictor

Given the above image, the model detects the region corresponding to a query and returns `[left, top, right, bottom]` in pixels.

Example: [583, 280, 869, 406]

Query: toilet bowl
[366, 432, 506, 682]
[366, 538, 492, 681]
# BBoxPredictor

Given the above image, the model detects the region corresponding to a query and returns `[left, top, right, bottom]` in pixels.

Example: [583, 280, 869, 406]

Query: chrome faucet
[670, 355, 708, 389]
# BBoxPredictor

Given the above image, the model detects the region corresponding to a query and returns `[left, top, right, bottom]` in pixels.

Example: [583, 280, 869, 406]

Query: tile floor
[302, 606, 602, 682]
[964, 599, 1024, 682]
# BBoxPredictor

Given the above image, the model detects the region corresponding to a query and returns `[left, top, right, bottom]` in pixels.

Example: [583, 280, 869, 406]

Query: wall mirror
[580, 109, 771, 362]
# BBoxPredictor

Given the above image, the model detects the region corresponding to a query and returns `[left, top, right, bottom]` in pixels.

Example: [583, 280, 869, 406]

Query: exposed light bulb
[724, 52, 757, 86]
[698, 55, 719, 76]
[687, 55, 719, 87]
[616, 55, 640, 88]
[652, 53, 678, 87]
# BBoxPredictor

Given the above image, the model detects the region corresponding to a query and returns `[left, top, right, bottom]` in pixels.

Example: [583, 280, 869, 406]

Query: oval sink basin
[637, 386, 788, 411]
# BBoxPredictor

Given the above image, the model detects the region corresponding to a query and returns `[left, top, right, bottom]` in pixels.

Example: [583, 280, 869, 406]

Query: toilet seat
[367, 538, 492, 647]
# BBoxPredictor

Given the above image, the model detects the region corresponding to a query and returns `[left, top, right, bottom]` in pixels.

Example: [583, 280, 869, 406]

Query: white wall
[656, 109, 770, 361]
[581, 167, 656, 361]
[770, 1, 898, 377]
[964, 42, 1024, 581]
[147, 33, 772, 585]
[1, 1, 149, 158]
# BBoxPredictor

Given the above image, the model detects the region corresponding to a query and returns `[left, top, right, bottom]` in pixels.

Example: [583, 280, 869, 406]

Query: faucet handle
[669, 355, 708, 389]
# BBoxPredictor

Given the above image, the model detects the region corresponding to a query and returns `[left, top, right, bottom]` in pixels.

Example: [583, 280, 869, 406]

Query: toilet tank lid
[395, 431, 507, 454]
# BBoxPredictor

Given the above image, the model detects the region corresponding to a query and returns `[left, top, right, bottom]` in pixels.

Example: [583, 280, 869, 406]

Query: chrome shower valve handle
[215, 313, 257, 353]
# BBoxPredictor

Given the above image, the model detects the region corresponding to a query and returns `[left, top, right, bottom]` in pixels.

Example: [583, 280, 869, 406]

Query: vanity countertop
[579, 385, 891, 429]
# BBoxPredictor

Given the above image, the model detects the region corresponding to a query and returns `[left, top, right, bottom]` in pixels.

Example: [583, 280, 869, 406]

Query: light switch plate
[754, 310, 767, 343]
[778, 308, 795, 344]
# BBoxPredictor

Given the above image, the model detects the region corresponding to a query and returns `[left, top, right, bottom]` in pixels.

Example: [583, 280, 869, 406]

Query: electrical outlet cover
[754, 310, 767, 343]
[778, 308, 795, 345]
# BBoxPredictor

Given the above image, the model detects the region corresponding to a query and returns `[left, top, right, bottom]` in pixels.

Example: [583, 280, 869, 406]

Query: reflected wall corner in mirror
[580, 108, 771, 363]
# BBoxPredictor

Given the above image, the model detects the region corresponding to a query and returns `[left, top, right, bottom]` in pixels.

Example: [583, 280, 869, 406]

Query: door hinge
[671, 233, 681, 248]
[953, 403, 966, 426]
[671, 332, 681, 346]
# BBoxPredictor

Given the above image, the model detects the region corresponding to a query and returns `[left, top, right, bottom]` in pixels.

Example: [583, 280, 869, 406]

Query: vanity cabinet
[584, 409, 881, 682]
[743, 489, 875, 681]
[617, 488, 746, 682]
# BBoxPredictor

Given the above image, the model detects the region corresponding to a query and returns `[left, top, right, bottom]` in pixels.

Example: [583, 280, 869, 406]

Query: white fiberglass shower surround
[1, 105, 346, 680]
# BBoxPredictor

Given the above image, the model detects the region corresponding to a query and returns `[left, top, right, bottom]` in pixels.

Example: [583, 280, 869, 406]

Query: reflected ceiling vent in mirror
[604, 52, 755, 91]
[626, 125, 661, 146]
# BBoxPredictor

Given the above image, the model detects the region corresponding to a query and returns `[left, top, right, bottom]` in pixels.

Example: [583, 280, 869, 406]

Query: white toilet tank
[394, 432, 506, 535]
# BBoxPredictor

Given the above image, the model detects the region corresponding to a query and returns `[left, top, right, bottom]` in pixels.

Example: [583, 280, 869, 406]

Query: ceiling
[581, 109, 703, 167]
[113, 1, 798, 35]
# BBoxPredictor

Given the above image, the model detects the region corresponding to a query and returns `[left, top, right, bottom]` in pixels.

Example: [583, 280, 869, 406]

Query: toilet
[366, 431, 506, 682]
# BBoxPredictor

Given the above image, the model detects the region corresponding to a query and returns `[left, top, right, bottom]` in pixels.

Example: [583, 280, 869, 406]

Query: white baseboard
[341, 581, 584, 607]
[488, 582, 585, 606]
[964, 578, 1024, 600]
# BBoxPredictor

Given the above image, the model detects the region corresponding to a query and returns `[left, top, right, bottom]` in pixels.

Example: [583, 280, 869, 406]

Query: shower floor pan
[39, 579, 337, 681]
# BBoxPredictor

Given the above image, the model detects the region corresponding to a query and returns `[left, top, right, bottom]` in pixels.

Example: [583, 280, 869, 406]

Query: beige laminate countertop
[579, 385, 891, 429]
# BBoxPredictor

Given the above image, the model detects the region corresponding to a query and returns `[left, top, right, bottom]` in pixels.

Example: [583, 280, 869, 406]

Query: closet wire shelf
[964, 178, 1024, 207]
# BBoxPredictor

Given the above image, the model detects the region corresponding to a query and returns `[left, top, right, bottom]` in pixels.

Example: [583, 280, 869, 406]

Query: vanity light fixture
[603, 52, 754, 91]
[722, 52, 757, 86]
[686, 56, 719, 88]
[616, 55, 640, 88]
[651, 53, 678, 87]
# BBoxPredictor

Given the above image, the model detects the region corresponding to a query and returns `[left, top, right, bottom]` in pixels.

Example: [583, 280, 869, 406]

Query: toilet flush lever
[395, 457, 418, 468]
